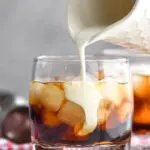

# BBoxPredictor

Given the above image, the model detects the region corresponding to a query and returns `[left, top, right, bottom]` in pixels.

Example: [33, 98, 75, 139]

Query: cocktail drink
[132, 71, 150, 134]
[29, 56, 133, 149]
[131, 59, 150, 134]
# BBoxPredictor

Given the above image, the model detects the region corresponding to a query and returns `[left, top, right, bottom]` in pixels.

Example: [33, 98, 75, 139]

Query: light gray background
[0, 0, 137, 99]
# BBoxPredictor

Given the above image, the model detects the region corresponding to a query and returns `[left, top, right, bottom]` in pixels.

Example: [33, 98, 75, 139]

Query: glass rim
[34, 55, 128, 63]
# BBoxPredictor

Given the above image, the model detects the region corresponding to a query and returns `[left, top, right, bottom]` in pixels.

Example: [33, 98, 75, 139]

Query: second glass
[29, 56, 133, 149]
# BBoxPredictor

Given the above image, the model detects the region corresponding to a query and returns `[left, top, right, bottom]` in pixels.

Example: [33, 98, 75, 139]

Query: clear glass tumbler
[129, 55, 150, 135]
[29, 56, 133, 150]
[97, 52, 150, 135]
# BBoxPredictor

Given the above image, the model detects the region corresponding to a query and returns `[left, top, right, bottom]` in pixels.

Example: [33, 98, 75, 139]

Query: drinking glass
[97, 51, 150, 135]
[129, 55, 150, 135]
[29, 55, 133, 150]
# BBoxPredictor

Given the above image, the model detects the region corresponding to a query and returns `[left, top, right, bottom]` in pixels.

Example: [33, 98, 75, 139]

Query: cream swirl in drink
[64, 75, 102, 135]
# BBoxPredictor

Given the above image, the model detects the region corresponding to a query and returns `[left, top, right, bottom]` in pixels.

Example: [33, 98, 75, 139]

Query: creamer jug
[68, 0, 150, 53]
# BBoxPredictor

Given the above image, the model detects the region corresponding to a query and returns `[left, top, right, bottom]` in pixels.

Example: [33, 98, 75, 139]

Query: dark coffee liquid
[29, 81, 132, 148]
[30, 105, 131, 147]
[132, 74, 150, 134]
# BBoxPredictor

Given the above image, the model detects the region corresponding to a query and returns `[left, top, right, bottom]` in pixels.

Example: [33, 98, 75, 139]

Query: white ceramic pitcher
[68, 0, 150, 53]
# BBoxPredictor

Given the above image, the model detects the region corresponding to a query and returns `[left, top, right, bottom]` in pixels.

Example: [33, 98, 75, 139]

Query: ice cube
[74, 121, 87, 136]
[39, 83, 65, 112]
[29, 81, 44, 108]
[97, 99, 114, 125]
[117, 101, 133, 123]
[119, 83, 133, 102]
[132, 74, 150, 99]
[98, 80, 124, 106]
[105, 109, 120, 130]
[57, 101, 85, 127]
[41, 109, 61, 127]
[99, 109, 120, 131]
[134, 103, 150, 124]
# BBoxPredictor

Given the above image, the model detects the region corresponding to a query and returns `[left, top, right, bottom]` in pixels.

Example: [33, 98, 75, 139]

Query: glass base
[33, 143, 130, 150]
